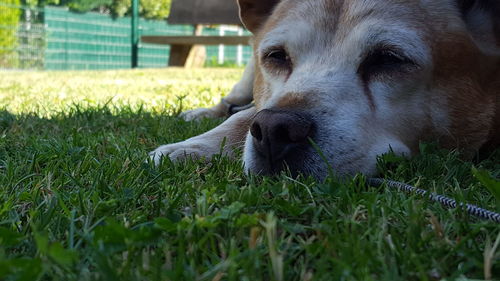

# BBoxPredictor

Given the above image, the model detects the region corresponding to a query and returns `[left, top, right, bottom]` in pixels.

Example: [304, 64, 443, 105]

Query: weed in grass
[0, 69, 498, 280]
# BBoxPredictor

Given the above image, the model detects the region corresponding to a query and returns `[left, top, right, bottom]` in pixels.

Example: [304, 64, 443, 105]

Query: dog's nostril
[250, 122, 263, 141]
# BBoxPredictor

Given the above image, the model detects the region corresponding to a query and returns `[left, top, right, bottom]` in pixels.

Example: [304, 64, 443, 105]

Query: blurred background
[0, 0, 253, 70]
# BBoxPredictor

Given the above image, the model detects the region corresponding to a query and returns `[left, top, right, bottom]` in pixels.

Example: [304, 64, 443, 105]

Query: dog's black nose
[250, 109, 314, 169]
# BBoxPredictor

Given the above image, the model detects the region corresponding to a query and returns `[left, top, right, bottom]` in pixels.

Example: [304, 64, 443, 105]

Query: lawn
[0, 68, 499, 280]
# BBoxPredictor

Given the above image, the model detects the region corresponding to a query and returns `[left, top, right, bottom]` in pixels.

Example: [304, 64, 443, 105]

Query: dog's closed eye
[262, 46, 293, 75]
[358, 47, 418, 82]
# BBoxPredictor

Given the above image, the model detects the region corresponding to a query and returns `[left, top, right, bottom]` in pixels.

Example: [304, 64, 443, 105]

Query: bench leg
[168, 45, 192, 66]
[168, 44, 206, 67]
[185, 45, 206, 68]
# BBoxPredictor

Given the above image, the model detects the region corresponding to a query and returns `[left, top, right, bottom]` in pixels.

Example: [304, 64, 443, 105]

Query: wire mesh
[0, 3, 44, 70]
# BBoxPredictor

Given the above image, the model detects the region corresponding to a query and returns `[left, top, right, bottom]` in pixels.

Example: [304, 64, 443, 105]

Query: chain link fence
[0, 3, 252, 70]
[0, 3, 45, 69]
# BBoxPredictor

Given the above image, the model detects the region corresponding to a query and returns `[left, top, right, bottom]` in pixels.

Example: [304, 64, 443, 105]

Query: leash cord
[226, 102, 500, 223]
[368, 178, 500, 223]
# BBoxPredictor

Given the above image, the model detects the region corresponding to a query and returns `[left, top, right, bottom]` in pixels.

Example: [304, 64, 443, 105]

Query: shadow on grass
[0, 106, 223, 160]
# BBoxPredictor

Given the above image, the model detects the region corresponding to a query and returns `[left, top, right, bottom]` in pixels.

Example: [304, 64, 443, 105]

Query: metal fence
[0, 3, 252, 70]
[0, 3, 45, 69]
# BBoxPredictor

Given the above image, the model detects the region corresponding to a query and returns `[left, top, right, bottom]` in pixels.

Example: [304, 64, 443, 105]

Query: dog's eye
[366, 50, 404, 67]
[266, 49, 289, 63]
[358, 48, 416, 80]
[262, 47, 292, 71]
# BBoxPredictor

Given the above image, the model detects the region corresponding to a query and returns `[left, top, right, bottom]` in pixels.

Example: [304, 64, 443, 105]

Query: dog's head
[238, 0, 500, 179]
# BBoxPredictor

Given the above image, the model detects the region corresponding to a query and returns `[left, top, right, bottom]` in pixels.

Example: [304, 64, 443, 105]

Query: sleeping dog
[151, 0, 500, 179]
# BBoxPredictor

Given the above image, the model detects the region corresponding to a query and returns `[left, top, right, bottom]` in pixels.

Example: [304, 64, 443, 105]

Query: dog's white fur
[151, 0, 500, 179]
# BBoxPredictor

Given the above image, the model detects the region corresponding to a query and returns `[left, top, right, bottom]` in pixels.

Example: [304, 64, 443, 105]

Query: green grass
[0, 68, 499, 281]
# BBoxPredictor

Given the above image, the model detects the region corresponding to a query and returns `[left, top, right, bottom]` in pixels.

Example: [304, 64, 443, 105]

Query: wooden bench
[140, 0, 251, 67]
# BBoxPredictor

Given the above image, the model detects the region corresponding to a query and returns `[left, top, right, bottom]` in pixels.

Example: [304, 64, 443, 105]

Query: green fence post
[131, 0, 139, 68]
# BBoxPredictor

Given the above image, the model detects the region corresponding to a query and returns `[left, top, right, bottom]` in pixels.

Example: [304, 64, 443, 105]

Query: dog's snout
[250, 109, 314, 168]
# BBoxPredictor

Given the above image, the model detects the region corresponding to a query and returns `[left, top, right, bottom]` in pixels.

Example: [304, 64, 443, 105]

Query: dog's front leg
[180, 56, 255, 121]
[150, 107, 255, 165]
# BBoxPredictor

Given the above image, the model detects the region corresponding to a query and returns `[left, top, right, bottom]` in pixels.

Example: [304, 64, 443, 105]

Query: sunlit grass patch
[0, 68, 243, 116]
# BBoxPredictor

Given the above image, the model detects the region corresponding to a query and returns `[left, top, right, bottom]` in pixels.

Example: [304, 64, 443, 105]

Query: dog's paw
[149, 142, 211, 166]
[180, 107, 224, 121]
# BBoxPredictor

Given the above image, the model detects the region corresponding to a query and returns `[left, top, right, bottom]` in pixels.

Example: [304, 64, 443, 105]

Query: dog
[151, 0, 500, 180]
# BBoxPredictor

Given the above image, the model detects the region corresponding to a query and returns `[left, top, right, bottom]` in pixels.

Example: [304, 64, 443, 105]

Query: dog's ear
[457, 0, 500, 53]
[237, 0, 280, 33]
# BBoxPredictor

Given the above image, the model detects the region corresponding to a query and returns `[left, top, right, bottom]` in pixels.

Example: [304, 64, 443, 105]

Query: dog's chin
[242, 133, 354, 180]
[244, 145, 324, 179]
[241, 133, 307, 177]
[242, 133, 412, 179]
